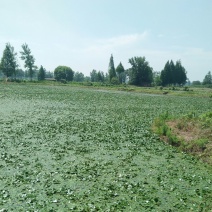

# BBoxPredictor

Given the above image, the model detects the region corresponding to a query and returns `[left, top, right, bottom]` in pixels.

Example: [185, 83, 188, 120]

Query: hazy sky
[1, 0, 212, 81]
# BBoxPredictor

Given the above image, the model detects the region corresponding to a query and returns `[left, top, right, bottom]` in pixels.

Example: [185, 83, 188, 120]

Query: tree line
[0, 43, 53, 81]
[104, 54, 188, 86]
[192, 71, 212, 86]
[0, 42, 211, 86]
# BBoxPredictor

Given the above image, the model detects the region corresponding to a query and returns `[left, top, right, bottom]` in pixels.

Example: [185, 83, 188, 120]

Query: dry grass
[168, 118, 212, 164]
[153, 113, 212, 165]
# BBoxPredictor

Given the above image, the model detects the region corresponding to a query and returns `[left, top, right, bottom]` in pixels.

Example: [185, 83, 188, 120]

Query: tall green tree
[54, 66, 74, 81]
[161, 61, 172, 86]
[128, 57, 153, 86]
[108, 54, 116, 82]
[175, 60, 187, 85]
[203, 71, 212, 85]
[0, 43, 18, 80]
[97, 71, 105, 82]
[169, 60, 175, 84]
[161, 60, 187, 86]
[90, 69, 98, 82]
[20, 43, 36, 81]
[90, 70, 105, 82]
[116, 62, 125, 83]
[37, 65, 45, 81]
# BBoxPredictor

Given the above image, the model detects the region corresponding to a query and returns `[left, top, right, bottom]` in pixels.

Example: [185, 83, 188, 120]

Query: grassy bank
[152, 111, 212, 165]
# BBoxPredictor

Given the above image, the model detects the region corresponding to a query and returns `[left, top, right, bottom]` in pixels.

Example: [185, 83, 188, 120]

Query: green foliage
[116, 62, 125, 83]
[192, 80, 201, 86]
[153, 112, 171, 136]
[202, 71, 212, 85]
[45, 71, 54, 78]
[60, 79, 67, 84]
[128, 56, 153, 86]
[15, 69, 25, 79]
[0, 43, 18, 79]
[90, 69, 98, 82]
[199, 111, 212, 128]
[20, 44, 36, 80]
[73, 71, 84, 82]
[110, 77, 119, 85]
[161, 60, 187, 86]
[160, 61, 171, 86]
[194, 139, 208, 150]
[108, 54, 116, 82]
[90, 70, 105, 82]
[184, 111, 197, 119]
[97, 71, 105, 82]
[37, 65, 45, 81]
[183, 86, 189, 91]
[54, 66, 74, 81]
[176, 60, 187, 85]
[153, 110, 212, 164]
[20, 43, 36, 81]
[153, 71, 162, 86]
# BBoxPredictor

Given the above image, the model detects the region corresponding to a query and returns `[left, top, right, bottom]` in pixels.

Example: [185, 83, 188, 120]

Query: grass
[1, 80, 212, 98]
[152, 111, 212, 164]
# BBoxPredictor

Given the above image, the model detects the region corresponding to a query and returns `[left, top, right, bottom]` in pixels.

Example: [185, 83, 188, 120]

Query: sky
[0, 0, 212, 82]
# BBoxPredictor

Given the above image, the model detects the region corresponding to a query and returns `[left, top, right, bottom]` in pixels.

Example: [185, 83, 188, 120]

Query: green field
[0, 83, 212, 211]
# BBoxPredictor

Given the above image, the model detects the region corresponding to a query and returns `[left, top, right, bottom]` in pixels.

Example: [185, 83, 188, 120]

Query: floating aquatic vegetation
[0, 84, 211, 211]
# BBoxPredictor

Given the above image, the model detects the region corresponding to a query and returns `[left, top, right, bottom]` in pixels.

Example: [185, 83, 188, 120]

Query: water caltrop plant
[0, 83, 211, 211]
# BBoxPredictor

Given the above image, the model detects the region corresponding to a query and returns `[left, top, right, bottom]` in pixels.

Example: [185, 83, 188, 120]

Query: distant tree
[90, 69, 98, 82]
[128, 56, 153, 86]
[111, 77, 119, 85]
[20, 43, 36, 81]
[169, 60, 175, 84]
[186, 79, 191, 86]
[105, 73, 109, 82]
[0, 43, 18, 80]
[124, 68, 131, 84]
[45, 71, 54, 78]
[175, 60, 187, 85]
[116, 62, 125, 83]
[161, 61, 171, 86]
[74, 71, 85, 82]
[97, 71, 105, 82]
[54, 66, 74, 81]
[161, 60, 187, 86]
[0, 69, 3, 78]
[37, 65, 45, 81]
[202, 71, 212, 85]
[108, 54, 117, 82]
[16, 69, 25, 79]
[90, 70, 105, 82]
[192, 81, 201, 86]
[153, 71, 161, 86]
[84, 76, 91, 82]
[34, 68, 39, 80]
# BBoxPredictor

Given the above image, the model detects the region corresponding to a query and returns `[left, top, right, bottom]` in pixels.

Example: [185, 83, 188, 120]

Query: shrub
[183, 86, 189, 91]
[111, 77, 119, 85]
